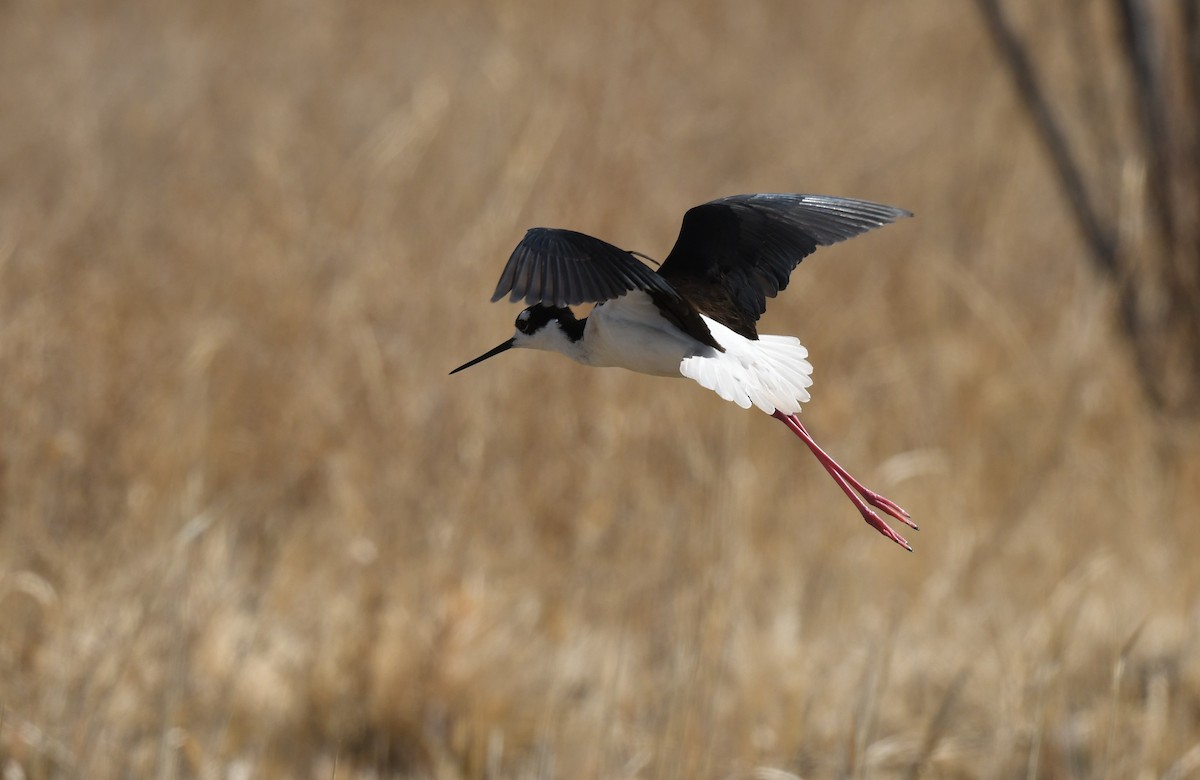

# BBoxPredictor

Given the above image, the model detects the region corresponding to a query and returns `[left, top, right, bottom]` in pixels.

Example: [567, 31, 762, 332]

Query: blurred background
[2, 1, 1199, 778]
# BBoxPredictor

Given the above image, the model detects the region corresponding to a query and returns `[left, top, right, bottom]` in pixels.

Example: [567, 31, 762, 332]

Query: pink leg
[788, 416, 917, 529]
[772, 411, 916, 551]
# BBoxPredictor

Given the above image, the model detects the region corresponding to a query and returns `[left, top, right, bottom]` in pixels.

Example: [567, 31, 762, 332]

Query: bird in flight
[451, 193, 917, 550]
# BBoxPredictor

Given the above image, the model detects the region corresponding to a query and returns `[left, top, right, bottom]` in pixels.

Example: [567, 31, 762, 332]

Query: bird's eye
[515, 310, 532, 333]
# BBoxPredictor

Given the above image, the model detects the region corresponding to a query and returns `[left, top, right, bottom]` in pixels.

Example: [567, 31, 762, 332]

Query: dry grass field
[2, 2, 1200, 778]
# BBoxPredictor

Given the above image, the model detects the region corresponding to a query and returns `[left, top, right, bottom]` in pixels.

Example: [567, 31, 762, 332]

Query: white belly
[581, 297, 715, 377]
[569, 292, 815, 415]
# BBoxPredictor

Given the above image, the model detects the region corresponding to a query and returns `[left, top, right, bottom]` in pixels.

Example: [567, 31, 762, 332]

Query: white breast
[576, 291, 815, 415]
[581, 294, 716, 377]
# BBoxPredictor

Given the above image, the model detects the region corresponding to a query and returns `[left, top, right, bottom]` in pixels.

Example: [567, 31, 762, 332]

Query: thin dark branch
[973, 0, 1120, 277]
[1115, 0, 1177, 251]
[1066, 0, 1121, 177]
[974, 0, 1170, 408]
[1184, 2, 1200, 219]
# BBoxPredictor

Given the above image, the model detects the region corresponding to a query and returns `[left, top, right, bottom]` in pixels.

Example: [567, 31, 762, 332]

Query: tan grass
[1, 1, 1199, 778]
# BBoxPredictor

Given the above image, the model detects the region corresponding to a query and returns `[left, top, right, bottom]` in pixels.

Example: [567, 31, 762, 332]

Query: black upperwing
[492, 227, 723, 350]
[656, 194, 911, 339]
[492, 228, 675, 307]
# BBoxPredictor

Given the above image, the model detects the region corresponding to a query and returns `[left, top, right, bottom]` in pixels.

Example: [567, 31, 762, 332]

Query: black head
[449, 305, 585, 375]
[514, 305, 584, 340]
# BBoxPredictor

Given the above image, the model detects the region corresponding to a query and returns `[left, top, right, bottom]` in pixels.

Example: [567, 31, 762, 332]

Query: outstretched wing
[657, 194, 911, 339]
[492, 227, 679, 308]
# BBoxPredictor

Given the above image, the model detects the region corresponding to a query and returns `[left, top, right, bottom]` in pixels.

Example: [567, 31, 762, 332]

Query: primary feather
[658, 194, 911, 338]
[493, 228, 677, 308]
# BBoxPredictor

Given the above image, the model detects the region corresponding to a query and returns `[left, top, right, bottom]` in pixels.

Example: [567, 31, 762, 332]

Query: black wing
[492, 227, 679, 307]
[657, 194, 911, 338]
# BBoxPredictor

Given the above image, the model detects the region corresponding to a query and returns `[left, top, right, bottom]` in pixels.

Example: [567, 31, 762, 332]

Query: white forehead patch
[517, 310, 531, 323]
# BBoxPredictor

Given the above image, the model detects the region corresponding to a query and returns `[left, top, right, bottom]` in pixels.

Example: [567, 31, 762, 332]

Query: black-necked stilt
[451, 193, 917, 550]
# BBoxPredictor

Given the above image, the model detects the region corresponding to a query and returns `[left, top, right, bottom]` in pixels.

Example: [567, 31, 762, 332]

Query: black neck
[558, 311, 587, 342]
[526, 304, 588, 343]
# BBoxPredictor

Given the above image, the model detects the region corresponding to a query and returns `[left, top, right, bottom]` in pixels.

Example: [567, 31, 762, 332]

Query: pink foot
[772, 411, 916, 551]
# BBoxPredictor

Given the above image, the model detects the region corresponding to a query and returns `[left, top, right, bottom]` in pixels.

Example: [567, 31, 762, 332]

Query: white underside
[578, 293, 814, 415]
[680, 319, 813, 414]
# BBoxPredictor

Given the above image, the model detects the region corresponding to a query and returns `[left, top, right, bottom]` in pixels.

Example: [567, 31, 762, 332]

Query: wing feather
[492, 227, 678, 307]
[657, 194, 910, 338]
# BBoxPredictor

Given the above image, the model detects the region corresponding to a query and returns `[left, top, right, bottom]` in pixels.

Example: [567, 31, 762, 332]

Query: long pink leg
[772, 411, 916, 551]
[788, 416, 917, 529]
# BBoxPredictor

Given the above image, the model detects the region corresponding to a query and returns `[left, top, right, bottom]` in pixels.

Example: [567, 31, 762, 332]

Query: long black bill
[449, 338, 515, 375]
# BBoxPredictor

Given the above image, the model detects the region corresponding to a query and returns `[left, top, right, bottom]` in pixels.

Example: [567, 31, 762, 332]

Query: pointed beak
[449, 338, 515, 375]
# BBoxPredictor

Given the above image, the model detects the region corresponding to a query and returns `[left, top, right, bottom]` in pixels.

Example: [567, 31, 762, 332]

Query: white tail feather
[680, 320, 814, 415]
